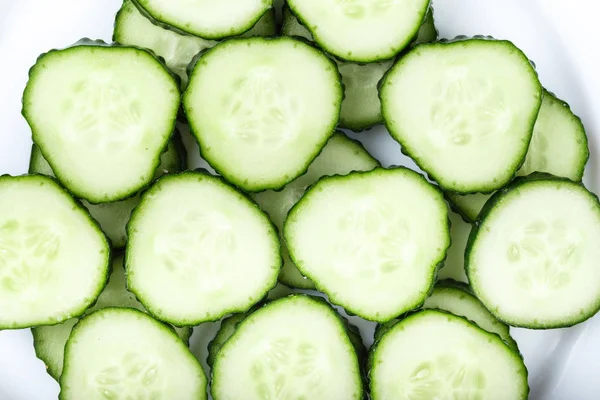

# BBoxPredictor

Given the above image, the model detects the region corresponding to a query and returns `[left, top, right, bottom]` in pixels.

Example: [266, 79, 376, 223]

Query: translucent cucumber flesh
[253, 133, 378, 289]
[438, 212, 471, 282]
[0, 176, 109, 329]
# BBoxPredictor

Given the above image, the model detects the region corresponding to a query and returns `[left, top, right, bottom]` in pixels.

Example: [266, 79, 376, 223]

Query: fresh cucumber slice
[281, 7, 437, 131]
[133, 0, 271, 39]
[212, 295, 363, 400]
[29, 136, 184, 248]
[114, 0, 276, 89]
[284, 167, 450, 322]
[369, 310, 528, 400]
[467, 175, 600, 328]
[448, 89, 590, 221]
[0, 175, 109, 329]
[287, 0, 429, 62]
[32, 254, 193, 380]
[381, 38, 542, 193]
[59, 308, 206, 400]
[253, 132, 379, 289]
[437, 211, 471, 283]
[183, 37, 342, 192]
[23, 41, 180, 203]
[126, 171, 280, 325]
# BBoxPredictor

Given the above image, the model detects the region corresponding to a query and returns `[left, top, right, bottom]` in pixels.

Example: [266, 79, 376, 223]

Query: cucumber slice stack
[8, 0, 600, 398]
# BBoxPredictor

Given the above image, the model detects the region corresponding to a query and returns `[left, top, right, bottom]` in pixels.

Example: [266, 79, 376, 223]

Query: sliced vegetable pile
[2, 1, 596, 398]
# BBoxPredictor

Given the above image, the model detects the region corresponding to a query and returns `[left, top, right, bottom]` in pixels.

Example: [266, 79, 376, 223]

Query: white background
[1, 0, 600, 399]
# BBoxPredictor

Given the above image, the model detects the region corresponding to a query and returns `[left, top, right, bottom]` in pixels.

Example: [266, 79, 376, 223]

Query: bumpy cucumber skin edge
[380, 37, 543, 194]
[125, 170, 282, 326]
[183, 36, 343, 192]
[22, 39, 181, 204]
[287, 0, 430, 63]
[368, 309, 529, 400]
[466, 173, 600, 329]
[444, 192, 480, 223]
[283, 167, 451, 323]
[58, 307, 207, 400]
[0, 175, 111, 330]
[131, 0, 272, 40]
[211, 294, 364, 400]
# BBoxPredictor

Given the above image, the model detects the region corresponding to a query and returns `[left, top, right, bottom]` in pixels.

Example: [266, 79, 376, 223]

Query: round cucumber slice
[467, 175, 600, 328]
[381, 38, 542, 193]
[284, 167, 450, 322]
[253, 132, 379, 289]
[212, 295, 363, 400]
[0, 175, 110, 329]
[287, 0, 430, 62]
[127, 171, 280, 325]
[183, 37, 342, 192]
[369, 310, 529, 400]
[59, 308, 206, 400]
[134, 0, 272, 39]
[23, 41, 180, 203]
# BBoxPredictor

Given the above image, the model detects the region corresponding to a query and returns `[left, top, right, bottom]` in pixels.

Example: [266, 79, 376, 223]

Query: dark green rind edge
[287, 0, 430, 63]
[0, 175, 111, 330]
[466, 173, 600, 329]
[131, 0, 272, 40]
[58, 307, 207, 400]
[211, 294, 364, 400]
[275, 131, 380, 289]
[125, 170, 282, 326]
[22, 39, 181, 204]
[367, 309, 529, 400]
[380, 37, 543, 194]
[283, 167, 451, 323]
[445, 192, 480, 224]
[183, 36, 343, 192]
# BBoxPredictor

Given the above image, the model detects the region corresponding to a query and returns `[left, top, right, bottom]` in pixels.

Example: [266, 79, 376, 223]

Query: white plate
[1, 1, 599, 399]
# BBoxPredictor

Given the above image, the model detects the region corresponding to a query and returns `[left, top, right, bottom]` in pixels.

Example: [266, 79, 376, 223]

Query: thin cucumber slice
[212, 295, 363, 400]
[133, 0, 271, 39]
[448, 90, 590, 221]
[126, 171, 280, 325]
[253, 132, 379, 289]
[281, 7, 437, 131]
[287, 0, 429, 62]
[59, 308, 206, 400]
[284, 167, 450, 322]
[29, 136, 184, 248]
[114, 0, 276, 89]
[23, 41, 180, 203]
[437, 211, 471, 283]
[467, 175, 600, 328]
[32, 254, 192, 381]
[0, 175, 109, 329]
[369, 310, 528, 400]
[381, 38, 542, 193]
[184, 37, 342, 192]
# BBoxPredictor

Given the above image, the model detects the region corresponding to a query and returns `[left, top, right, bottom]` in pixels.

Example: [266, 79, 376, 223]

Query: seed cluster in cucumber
[5, 0, 598, 398]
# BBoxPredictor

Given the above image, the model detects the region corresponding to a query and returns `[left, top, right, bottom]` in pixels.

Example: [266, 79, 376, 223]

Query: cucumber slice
[32, 254, 193, 380]
[369, 310, 528, 400]
[29, 136, 184, 248]
[287, 0, 429, 62]
[281, 7, 437, 131]
[467, 175, 600, 328]
[253, 132, 379, 289]
[212, 295, 363, 400]
[134, 0, 271, 39]
[448, 90, 589, 221]
[59, 308, 206, 400]
[183, 37, 342, 192]
[437, 211, 471, 283]
[0, 175, 109, 329]
[381, 38, 542, 193]
[126, 171, 280, 325]
[114, 0, 276, 89]
[23, 41, 180, 203]
[284, 167, 450, 322]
